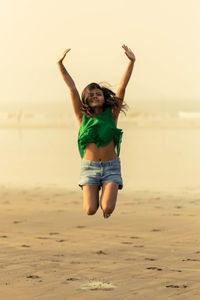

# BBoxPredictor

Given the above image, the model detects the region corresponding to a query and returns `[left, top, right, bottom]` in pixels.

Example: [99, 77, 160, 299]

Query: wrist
[128, 59, 135, 66]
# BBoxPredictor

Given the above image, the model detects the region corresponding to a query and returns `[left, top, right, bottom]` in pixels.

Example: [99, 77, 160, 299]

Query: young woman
[57, 44, 135, 218]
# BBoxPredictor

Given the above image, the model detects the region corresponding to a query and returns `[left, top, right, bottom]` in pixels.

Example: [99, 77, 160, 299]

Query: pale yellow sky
[0, 0, 199, 109]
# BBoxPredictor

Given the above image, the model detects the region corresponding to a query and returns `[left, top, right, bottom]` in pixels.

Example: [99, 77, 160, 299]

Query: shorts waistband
[82, 157, 120, 167]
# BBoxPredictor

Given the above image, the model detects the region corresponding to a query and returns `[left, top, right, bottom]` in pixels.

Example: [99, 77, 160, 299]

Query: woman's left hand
[122, 44, 136, 62]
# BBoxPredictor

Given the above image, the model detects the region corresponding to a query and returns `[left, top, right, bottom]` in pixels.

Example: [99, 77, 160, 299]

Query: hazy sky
[0, 0, 199, 109]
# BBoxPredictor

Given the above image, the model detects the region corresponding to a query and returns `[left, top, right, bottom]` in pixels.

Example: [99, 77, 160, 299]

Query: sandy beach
[1, 115, 200, 299]
[0, 186, 200, 299]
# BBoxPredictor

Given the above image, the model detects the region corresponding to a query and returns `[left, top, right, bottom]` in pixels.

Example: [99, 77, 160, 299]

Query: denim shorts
[78, 158, 123, 190]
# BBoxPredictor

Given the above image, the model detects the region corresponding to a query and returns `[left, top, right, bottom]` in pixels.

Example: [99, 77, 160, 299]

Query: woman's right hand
[57, 48, 71, 63]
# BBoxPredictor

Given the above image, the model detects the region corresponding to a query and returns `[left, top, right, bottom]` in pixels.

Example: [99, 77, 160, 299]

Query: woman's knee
[83, 185, 99, 215]
[84, 205, 99, 215]
[101, 204, 115, 215]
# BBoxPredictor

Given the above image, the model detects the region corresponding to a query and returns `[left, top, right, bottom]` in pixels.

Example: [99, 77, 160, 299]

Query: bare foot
[103, 212, 111, 219]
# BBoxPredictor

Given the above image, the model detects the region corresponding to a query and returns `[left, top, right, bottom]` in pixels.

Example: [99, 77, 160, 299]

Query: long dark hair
[81, 82, 128, 117]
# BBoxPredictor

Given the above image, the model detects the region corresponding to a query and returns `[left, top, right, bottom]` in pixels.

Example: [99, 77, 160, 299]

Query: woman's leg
[82, 185, 100, 215]
[100, 182, 119, 218]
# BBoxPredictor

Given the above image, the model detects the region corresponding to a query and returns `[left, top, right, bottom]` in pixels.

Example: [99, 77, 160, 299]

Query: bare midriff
[83, 140, 118, 161]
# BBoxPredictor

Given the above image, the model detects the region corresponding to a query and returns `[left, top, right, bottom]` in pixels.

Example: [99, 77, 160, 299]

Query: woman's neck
[93, 107, 103, 115]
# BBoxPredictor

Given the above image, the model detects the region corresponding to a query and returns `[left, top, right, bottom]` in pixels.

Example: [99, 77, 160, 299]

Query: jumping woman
[57, 44, 135, 218]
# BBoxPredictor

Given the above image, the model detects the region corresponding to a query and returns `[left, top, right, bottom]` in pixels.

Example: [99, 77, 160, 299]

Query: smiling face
[86, 88, 105, 108]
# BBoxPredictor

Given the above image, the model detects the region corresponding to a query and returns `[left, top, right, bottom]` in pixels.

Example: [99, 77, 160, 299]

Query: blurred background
[0, 0, 200, 191]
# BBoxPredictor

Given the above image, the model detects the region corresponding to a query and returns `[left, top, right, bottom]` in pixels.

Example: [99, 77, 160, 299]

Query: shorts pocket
[104, 164, 121, 176]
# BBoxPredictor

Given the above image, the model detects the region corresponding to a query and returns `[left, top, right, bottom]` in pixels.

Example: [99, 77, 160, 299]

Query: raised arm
[116, 44, 136, 99]
[113, 45, 136, 120]
[57, 48, 83, 125]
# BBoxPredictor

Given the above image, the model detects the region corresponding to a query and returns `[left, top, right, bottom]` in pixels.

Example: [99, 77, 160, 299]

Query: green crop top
[78, 107, 123, 158]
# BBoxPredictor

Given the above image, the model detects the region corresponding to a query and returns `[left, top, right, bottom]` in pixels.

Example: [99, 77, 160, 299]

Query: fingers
[122, 44, 132, 53]
[122, 44, 131, 52]
[122, 44, 127, 48]
[122, 44, 135, 62]
[64, 48, 71, 55]
[57, 48, 71, 63]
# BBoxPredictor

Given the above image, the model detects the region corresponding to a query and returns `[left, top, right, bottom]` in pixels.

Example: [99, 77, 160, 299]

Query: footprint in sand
[151, 229, 161, 232]
[0, 235, 8, 238]
[121, 241, 133, 244]
[166, 284, 187, 288]
[146, 266, 163, 271]
[66, 277, 79, 281]
[182, 258, 200, 262]
[56, 239, 65, 242]
[49, 232, 60, 235]
[125, 258, 136, 261]
[80, 281, 116, 291]
[96, 250, 107, 255]
[145, 258, 156, 261]
[76, 226, 86, 228]
[129, 236, 140, 239]
[26, 275, 40, 279]
[21, 244, 31, 248]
